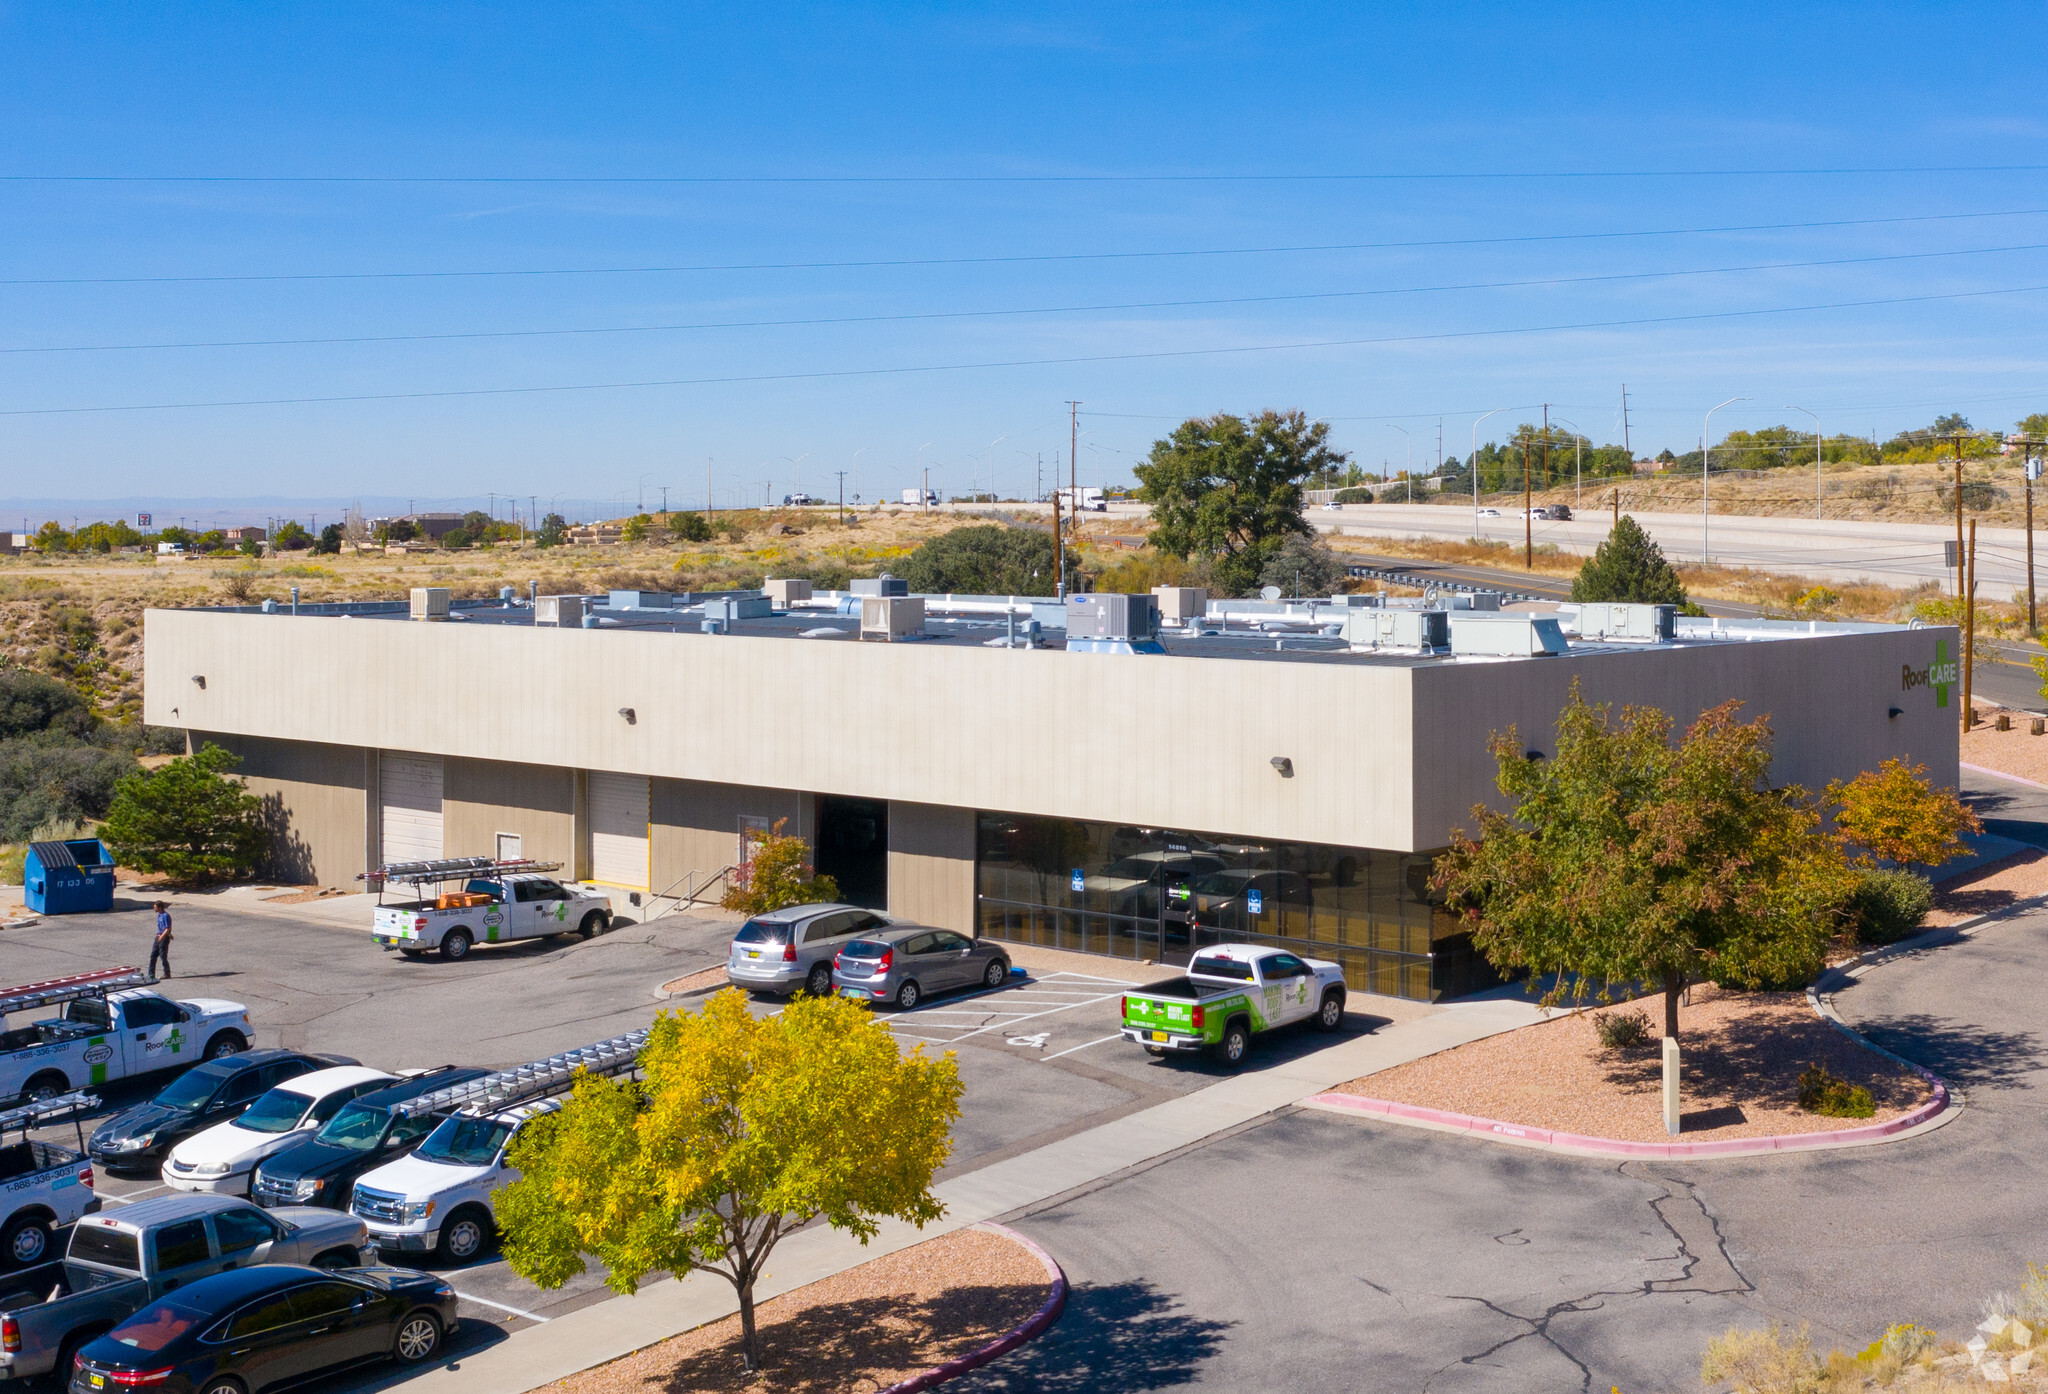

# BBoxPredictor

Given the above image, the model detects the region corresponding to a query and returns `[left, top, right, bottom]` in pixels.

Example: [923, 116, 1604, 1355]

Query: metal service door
[379, 754, 443, 864]
[588, 772, 650, 888]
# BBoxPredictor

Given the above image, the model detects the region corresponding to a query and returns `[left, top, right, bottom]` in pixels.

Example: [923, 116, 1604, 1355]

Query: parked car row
[724, 902, 1013, 1011]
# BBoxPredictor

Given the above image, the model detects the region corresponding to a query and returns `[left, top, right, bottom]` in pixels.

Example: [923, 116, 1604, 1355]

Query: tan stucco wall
[443, 758, 575, 867]
[197, 732, 368, 885]
[887, 800, 976, 932]
[650, 778, 809, 900]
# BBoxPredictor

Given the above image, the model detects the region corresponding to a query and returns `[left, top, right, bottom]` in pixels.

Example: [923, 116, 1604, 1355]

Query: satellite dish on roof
[1260, 585, 1282, 602]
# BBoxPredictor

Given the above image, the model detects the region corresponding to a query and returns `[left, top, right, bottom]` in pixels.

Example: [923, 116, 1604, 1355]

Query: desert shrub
[0, 669, 92, 738]
[1796, 1062, 1875, 1118]
[672, 512, 713, 542]
[1258, 534, 1347, 597]
[898, 525, 1056, 596]
[0, 844, 22, 885]
[1334, 487, 1374, 503]
[1847, 868, 1934, 944]
[2019, 1263, 2048, 1326]
[1700, 1323, 1824, 1394]
[1878, 1322, 1936, 1362]
[0, 735, 135, 840]
[1595, 1008, 1653, 1051]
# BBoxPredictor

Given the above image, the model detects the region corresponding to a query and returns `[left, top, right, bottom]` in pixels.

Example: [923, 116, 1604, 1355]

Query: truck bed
[1132, 976, 1246, 1003]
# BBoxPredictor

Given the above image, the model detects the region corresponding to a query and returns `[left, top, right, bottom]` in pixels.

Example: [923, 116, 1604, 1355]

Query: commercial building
[142, 589, 1959, 1001]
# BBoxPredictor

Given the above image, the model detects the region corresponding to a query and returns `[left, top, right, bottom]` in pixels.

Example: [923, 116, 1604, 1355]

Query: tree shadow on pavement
[1843, 1013, 2044, 1093]
[952, 1279, 1234, 1392]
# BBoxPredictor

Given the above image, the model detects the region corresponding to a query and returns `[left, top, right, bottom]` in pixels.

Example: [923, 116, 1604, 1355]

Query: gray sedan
[725, 903, 896, 997]
[831, 926, 1012, 1010]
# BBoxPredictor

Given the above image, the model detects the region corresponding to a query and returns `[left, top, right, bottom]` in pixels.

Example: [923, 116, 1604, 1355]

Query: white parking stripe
[1041, 1032, 1124, 1061]
[95, 1185, 170, 1206]
[448, 1290, 552, 1322]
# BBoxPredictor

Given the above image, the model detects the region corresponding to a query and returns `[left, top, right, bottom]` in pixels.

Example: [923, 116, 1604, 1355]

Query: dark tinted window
[1190, 955, 1255, 981]
[733, 919, 789, 944]
[123, 998, 180, 1028]
[388, 1112, 439, 1146]
[1263, 954, 1309, 978]
[154, 1218, 210, 1269]
[110, 1297, 210, 1351]
[902, 934, 936, 955]
[155, 1064, 231, 1110]
[804, 912, 854, 943]
[63, 999, 112, 1032]
[848, 911, 889, 933]
[219, 1069, 270, 1106]
[225, 1292, 298, 1340]
[69, 1224, 141, 1271]
[840, 939, 888, 959]
[308, 1085, 369, 1124]
[214, 1208, 279, 1255]
[271, 1057, 317, 1085]
[290, 1283, 358, 1322]
[929, 932, 971, 952]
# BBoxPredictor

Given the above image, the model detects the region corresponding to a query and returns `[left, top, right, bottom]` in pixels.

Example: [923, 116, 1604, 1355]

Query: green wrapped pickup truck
[1119, 945, 1347, 1067]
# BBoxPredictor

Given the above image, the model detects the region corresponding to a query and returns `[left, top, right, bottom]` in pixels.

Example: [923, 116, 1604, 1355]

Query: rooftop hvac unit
[534, 595, 587, 628]
[409, 587, 451, 622]
[607, 590, 671, 610]
[1326, 593, 1383, 609]
[1343, 608, 1448, 652]
[1150, 586, 1208, 623]
[1439, 591, 1503, 611]
[1571, 602, 1676, 642]
[860, 595, 925, 640]
[704, 594, 772, 623]
[1448, 613, 1570, 657]
[851, 574, 909, 597]
[765, 578, 813, 608]
[1067, 593, 1163, 653]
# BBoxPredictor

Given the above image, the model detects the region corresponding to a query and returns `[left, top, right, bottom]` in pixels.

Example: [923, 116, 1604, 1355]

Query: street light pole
[1786, 406, 1821, 524]
[1471, 408, 1505, 538]
[987, 436, 1008, 505]
[1388, 425, 1411, 504]
[1702, 397, 1747, 564]
[916, 442, 937, 510]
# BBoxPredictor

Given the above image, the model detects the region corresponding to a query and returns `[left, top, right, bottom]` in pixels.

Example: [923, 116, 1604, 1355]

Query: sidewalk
[412, 994, 1547, 1393]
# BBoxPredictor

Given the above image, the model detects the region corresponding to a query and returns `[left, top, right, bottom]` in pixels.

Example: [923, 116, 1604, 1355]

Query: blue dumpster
[24, 839, 116, 915]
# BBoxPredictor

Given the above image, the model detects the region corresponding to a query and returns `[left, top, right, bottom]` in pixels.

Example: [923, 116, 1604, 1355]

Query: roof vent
[851, 574, 909, 597]
[704, 595, 772, 623]
[1150, 586, 1208, 624]
[765, 578, 813, 609]
[409, 587, 451, 622]
[861, 595, 926, 640]
[1568, 602, 1675, 642]
[1343, 609, 1447, 652]
[1448, 613, 1569, 657]
[1067, 593, 1163, 653]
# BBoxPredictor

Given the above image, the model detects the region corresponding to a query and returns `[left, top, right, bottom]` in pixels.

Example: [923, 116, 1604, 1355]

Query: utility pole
[835, 470, 847, 527]
[707, 458, 713, 517]
[1523, 429, 1533, 569]
[2024, 437, 2039, 637]
[1541, 403, 1551, 495]
[1621, 384, 1632, 458]
[1065, 401, 1081, 596]
[1952, 433, 1967, 600]
[1965, 519, 1978, 731]
[1612, 489, 1619, 526]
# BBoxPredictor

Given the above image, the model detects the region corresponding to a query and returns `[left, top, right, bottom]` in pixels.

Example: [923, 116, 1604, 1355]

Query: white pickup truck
[0, 1091, 97, 1269]
[365, 857, 613, 961]
[0, 969, 252, 1106]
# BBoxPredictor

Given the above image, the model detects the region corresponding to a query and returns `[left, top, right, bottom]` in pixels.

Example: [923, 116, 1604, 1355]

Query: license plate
[92, 1377, 106, 1389]
[745, 950, 758, 959]
[1150, 1031, 1168, 1042]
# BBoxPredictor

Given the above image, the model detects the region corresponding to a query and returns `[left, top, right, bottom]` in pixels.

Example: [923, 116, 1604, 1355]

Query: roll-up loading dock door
[379, 754, 443, 864]
[588, 772, 650, 888]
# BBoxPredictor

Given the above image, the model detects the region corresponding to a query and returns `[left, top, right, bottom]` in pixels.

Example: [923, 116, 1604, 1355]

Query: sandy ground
[1926, 846, 2048, 927]
[1337, 986, 1928, 1143]
[549, 1227, 1049, 1394]
[1963, 702, 2048, 784]
[661, 966, 728, 995]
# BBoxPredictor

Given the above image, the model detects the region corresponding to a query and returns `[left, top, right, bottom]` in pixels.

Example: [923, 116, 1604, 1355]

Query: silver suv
[725, 904, 896, 997]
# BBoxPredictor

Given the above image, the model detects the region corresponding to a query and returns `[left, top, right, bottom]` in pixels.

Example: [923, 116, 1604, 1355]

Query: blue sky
[4, 2, 2047, 517]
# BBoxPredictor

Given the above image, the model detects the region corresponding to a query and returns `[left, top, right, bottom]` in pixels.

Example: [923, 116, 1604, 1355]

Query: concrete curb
[651, 971, 727, 1002]
[877, 1223, 1067, 1394]
[1960, 762, 2048, 792]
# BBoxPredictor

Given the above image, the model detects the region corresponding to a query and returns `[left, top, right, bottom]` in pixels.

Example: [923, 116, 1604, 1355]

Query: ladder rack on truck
[0, 968, 155, 1019]
[0, 1091, 100, 1152]
[357, 856, 566, 898]
[392, 1029, 651, 1118]
[360, 858, 611, 962]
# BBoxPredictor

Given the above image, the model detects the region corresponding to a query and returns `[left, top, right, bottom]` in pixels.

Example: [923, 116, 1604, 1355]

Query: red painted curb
[876, 1223, 1067, 1394]
[1306, 1072, 1950, 1160]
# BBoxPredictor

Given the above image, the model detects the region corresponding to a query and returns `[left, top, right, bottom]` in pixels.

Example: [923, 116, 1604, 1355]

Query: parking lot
[5, 891, 1391, 1389]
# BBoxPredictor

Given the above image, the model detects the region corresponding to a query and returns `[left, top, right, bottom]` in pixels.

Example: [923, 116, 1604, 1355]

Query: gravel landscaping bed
[1926, 845, 2048, 927]
[661, 966, 729, 995]
[549, 1226, 1053, 1394]
[1336, 986, 1930, 1142]
[1963, 704, 2048, 786]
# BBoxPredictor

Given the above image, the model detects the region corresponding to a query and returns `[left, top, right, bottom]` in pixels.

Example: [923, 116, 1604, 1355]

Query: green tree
[313, 523, 344, 555]
[721, 819, 838, 914]
[2017, 412, 2048, 438]
[621, 513, 654, 543]
[1430, 684, 1851, 1039]
[1570, 515, 1688, 606]
[1258, 534, 1346, 596]
[498, 990, 963, 1372]
[1135, 410, 1344, 597]
[460, 509, 492, 535]
[272, 521, 311, 551]
[898, 524, 1056, 595]
[535, 512, 568, 548]
[672, 511, 713, 542]
[100, 742, 267, 881]
[237, 535, 262, 557]
[32, 522, 71, 553]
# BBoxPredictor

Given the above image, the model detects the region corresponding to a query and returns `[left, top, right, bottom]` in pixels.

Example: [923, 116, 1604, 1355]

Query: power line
[8, 207, 2048, 289]
[11, 280, 2048, 419]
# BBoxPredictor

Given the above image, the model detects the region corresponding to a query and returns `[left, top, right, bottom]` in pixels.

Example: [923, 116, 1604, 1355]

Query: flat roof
[182, 593, 1927, 671]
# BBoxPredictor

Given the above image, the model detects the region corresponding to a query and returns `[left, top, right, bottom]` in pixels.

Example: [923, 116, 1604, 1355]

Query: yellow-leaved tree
[496, 990, 963, 1372]
[1827, 757, 1982, 868]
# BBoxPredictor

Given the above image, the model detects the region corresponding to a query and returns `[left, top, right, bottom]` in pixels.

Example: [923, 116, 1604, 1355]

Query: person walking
[148, 901, 173, 979]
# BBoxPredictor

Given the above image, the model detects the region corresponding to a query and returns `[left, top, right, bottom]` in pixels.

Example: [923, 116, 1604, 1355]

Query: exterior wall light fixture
[1270, 756, 1293, 777]
[618, 707, 636, 724]
[191, 675, 206, 689]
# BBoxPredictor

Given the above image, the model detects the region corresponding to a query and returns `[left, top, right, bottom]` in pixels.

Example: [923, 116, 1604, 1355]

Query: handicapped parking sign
[1247, 889, 1263, 915]
[1072, 869, 1085, 892]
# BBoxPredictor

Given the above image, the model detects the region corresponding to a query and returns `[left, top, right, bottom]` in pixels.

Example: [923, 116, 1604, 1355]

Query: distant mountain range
[0, 495, 644, 530]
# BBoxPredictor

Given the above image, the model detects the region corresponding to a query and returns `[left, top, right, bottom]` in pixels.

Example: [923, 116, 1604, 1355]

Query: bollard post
[1662, 1037, 1682, 1136]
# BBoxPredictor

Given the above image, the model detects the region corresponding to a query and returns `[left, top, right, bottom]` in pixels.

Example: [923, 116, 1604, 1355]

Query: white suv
[162, 1065, 397, 1196]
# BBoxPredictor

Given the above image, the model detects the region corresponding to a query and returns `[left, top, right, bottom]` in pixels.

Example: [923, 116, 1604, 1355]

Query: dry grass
[1339, 985, 1928, 1142]
[549, 1227, 1050, 1394]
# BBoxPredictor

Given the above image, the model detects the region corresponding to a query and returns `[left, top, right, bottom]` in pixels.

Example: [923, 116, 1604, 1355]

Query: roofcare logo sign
[1902, 640, 1959, 708]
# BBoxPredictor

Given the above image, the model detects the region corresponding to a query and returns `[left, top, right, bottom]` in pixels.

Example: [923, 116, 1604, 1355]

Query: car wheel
[393, 1311, 443, 1364]
[21, 1071, 67, 1103]
[438, 1208, 491, 1264]
[579, 911, 607, 939]
[311, 1247, 360, 1270]
[806, 964, 833, 997]
[441, 929, 473, 961]
[982, 958, 1009, 990]
[56, 1336, 93, 1388]
[204, 1031, 246, 1060]
[2, 1212, 52, 1267]
[1315, 991, 1345, 1033]
[199, 1378, 248, 1394]
[894, 979, 921, 1011]
[1143, 1046, 1166, 1058]
[1214, 1020, 1251, 1070]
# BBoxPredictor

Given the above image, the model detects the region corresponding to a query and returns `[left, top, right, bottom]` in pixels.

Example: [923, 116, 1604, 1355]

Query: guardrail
[1343, 564, 1556, 604]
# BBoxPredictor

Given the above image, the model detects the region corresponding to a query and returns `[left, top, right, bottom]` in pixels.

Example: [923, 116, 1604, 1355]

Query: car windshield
[234, 1089, 315, 1134]
[733, 919, 789, 945]
[153, 1063, 232, 1111]
[839, 939, 889, 959]
[314, 1101, 391, 1151]
[108, 1296, 211, 1352]
[414, 1117, 513, 1167]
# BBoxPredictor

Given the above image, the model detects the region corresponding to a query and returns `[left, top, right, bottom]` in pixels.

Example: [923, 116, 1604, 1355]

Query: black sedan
[88, 1050, 356, 1173]
[70, 1263, 456, 1393]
